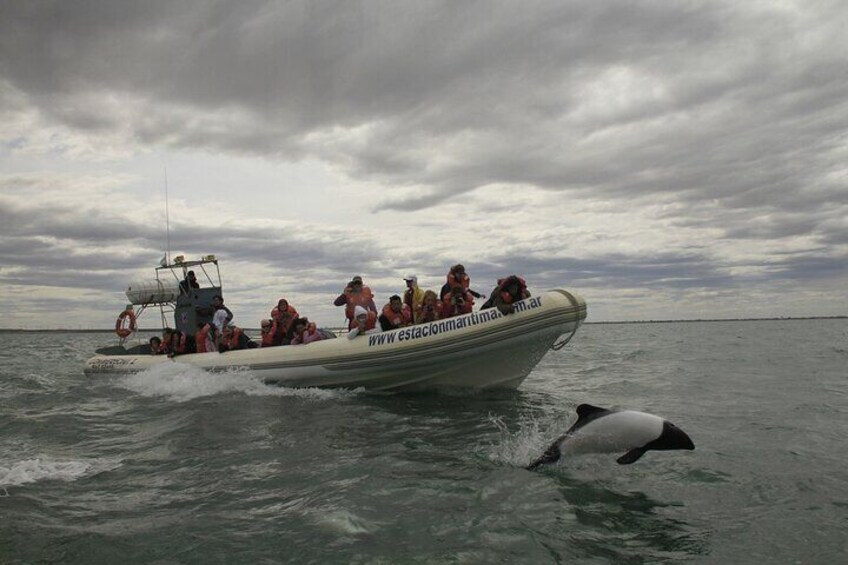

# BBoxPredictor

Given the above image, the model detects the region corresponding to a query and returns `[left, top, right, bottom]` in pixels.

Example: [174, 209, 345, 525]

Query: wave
[116, 361, 363, 402]
[0, 456, 122, 488]
[484, 413, 558, 468]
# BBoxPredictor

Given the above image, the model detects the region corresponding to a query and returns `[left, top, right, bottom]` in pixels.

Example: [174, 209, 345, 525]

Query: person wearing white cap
[403, 274, 425, 324]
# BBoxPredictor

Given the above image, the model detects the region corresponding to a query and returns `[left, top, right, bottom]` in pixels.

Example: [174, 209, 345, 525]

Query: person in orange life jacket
[219, 325, 256, 351]
[168, 330, 188, 357]
[149, 336, 163, 354]
[348, 305, 380, 339]
[441, 285, 474, 318]
[419, 290, 442, 323]
[271, 298, 299, 344]
[260, 319, 278, 347]
[334, 275, 377, 330]
[440, 264, 483, 301]
[195, 322, 216, 353]
[179, 270, 200, 295]
[403, 275, 425, 323]
[291, 318, 325, 345]
[480, 275, 531, 315]
[379, 295, 413, 331]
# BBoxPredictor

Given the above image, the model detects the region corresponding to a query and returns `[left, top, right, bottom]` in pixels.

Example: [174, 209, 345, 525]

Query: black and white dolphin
[526, 404, 695, 470]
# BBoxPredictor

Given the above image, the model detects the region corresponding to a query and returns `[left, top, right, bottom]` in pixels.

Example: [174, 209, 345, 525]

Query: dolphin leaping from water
[527, 404, 695, 470]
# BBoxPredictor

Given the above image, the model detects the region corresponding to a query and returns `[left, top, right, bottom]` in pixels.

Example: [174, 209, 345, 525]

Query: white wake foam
[484, 414, 557, 467]
[0, 456, 122, 488]
[117, 361, 362, 402]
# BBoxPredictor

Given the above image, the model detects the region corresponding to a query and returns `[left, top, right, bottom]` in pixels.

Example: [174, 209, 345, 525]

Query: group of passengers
[334, 265, 531, 339]
[148, 265, 531, 352]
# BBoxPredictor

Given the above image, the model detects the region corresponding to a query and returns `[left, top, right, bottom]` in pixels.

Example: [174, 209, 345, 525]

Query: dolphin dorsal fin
[576, 404, 607, 419]
[569, 404, 613, 432]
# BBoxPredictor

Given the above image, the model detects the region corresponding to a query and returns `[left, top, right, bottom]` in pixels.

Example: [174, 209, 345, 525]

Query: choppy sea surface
[1, 320, 846, 564]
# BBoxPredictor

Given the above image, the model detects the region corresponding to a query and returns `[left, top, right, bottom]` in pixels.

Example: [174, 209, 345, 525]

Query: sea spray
[117, 361, 364, 402]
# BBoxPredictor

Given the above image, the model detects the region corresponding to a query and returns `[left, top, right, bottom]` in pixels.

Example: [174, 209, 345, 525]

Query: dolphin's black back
[568, 404, 614, 433]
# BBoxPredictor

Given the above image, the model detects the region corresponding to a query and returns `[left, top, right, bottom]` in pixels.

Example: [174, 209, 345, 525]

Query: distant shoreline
[1, 316, 845, 332]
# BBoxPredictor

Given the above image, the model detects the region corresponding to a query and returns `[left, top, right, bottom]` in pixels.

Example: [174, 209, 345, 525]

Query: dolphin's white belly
[560, 411, 664, 456]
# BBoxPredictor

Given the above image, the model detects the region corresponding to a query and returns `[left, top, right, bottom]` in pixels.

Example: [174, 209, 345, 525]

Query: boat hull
[85, 289, 587, 392]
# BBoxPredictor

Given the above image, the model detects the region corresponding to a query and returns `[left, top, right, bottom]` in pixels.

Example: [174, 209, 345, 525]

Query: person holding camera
[419, 290, 442, 323]
[379, 295, 414, 331]
[441, 285, 474, 318]
[334, 276, 377, 330]
[481, 275, 531, 315]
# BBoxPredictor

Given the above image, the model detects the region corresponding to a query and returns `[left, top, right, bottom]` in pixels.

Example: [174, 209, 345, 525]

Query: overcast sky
[1, 0, 846, 329]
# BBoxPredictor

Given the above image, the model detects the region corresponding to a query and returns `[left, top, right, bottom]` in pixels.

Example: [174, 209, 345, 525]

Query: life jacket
[171, 332, 187, 354]
[382, 303, 413, 328]
[271, 304, 299, 332]
[225, 327, 244, 350]
[115, 310, 136, 338]
[196, 324, 214, 353]
[447, 271, 470, 291]
[497, 276, 528, 304]
[344, 286, 375, 320]
[261, 321, 277, 347]
[157, 339, 171, 354]
[441, 289, 473, 317]
[347, 310, 377, 331]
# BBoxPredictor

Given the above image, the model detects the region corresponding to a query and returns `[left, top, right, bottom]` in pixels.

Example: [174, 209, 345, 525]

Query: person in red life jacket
[419, 290, 442, 323]
[480, 275, 531, 315]
[333, 275, 377, 330]
[168, 330, 188, 357]
[271, 298, 299, 344]
[441, 285, 474, 318]
[158, 328, 173, 355]
[220, 325, 258, 352]
[195, 322, 216, 353]
[148, 336, 163, 354]
[379, 295, 413, 331]
[403, 274, 425, 323]
[347, 305, 380, 340]
[260, 319, 278, 347]
[291, 318, 326, 345]
[440, 264, 484, 301]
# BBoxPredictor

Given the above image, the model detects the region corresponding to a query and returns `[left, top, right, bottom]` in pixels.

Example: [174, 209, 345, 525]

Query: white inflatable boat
[85, 289, 587, 392]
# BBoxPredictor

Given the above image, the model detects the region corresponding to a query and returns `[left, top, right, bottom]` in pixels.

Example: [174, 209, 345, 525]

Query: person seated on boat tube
[441, 285, 474, 318]
[168, 330, 189, 357]
[212, 295, 233, 334]
[334, 275, 377, 330]
[440, 264, 484, 302]
[481, 275, 531, 315]
[260, 319, 278, 347]
[271, 298, 299, 344]
[419, 290, 442, 323]
[195, 322, 217, 353]
[379, 295, 413, 331]
[179, 270, 200, 295]
[219, 324, 257, 352]
[291, 318, 325, 345]
[348, 305, 380, 340]
[403, 274, 425, 323]
[148, 336, 163, 355]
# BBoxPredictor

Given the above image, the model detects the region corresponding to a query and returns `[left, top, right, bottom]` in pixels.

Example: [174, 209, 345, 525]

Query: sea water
[1, 320, 846, 563]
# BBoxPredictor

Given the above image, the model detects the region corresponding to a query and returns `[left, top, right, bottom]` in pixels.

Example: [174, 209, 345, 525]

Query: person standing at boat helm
[179, 270, 200, 295]
[334, 275, 377, 330]
[402, 274, 425, 324]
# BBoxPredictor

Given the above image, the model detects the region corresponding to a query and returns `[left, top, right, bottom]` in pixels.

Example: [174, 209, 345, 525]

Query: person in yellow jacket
[403, 274, 425, 324]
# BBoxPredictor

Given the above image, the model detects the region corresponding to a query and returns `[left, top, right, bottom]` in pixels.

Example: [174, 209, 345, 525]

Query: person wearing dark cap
[334, 275, 377, 330]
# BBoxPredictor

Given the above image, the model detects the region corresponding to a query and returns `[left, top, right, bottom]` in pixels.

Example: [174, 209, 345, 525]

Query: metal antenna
[164, 165, 172, 265]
